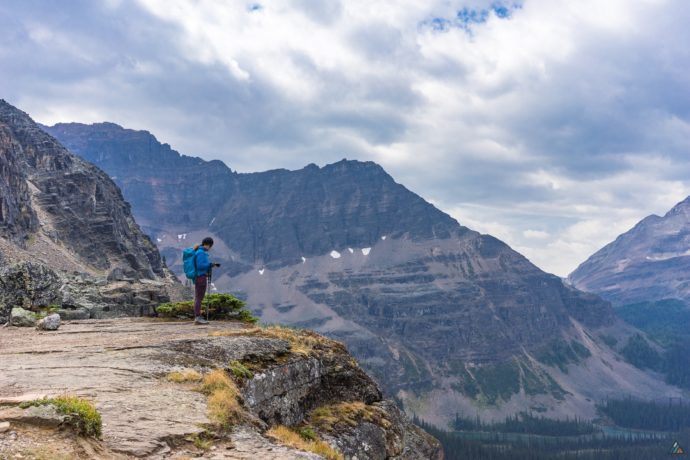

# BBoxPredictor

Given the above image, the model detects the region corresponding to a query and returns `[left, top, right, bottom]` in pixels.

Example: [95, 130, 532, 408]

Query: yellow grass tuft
[267, 425, 343, 460]
[258, 325, 344, 356]
[310, 401, 391, 432]
[201, 369, 242, 427]
[208, 325, 345, 357]
[166, 369, 203, 383]
[209, 327, 261, 337]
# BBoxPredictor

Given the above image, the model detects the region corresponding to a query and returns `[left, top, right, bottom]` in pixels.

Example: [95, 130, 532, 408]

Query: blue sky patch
[423, 2, 522, 33]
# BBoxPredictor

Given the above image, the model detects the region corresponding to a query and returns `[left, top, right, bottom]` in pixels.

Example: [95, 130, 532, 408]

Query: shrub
[156, 293, 257, 323]
[228, 360, 253, 380]
[20, 395, 102, 438]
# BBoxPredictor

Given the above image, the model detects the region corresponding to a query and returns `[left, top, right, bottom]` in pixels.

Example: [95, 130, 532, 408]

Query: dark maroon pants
[194, 275, 208, 317]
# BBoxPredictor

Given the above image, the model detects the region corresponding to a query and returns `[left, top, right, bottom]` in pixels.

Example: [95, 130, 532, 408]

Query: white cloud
[523, 229, 549, 239]
[2, 0, 690, 277]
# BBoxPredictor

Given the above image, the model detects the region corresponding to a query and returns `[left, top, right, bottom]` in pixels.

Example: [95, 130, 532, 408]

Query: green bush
[297, 426, 318, 441]
[228, 360, 254, 379]
[20, 395, 102, 438]
[156, 293, 257, 323]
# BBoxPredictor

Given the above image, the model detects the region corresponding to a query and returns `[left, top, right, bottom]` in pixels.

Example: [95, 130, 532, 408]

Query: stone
[56, 307, 90, 320]
[36, 314, 60, 331]
[0, 421, 9, 433]
[9, 307, 36, 327]
[18, 405, 66, 428]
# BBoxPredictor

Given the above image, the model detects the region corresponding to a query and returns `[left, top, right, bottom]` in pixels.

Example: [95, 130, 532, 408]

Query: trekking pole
[207, 265, 212, 322]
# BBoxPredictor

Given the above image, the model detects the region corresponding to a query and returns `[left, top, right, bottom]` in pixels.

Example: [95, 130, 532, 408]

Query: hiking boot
[194, 316, 209, 325]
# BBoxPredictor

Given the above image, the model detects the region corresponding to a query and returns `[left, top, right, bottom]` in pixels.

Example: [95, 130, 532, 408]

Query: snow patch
[348, 248, 354, 253]
[177, 233, 187, 240]
[210, 217, 216, 226]
[156, 238, 163, 243]
[381, 235, 387, 240]
[258, 268, 265, 275]
[330, 250, 341, 259]
[301, 256, 306, 263]
[362, 247, 371, 255]
[210, 283, 217, 292]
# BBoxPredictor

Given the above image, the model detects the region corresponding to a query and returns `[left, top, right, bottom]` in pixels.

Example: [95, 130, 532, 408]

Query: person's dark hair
[201, 237, 214, 247]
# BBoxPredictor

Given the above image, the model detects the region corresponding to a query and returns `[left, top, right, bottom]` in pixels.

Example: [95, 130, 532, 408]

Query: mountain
[44, 121, 683, 427]
[569, 197, 690, 306]
[0, 101, 180, 324]
[568, 197, 690, 391]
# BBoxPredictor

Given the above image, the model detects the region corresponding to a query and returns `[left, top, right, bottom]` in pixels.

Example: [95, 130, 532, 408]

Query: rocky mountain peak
[569, 195, 690, 305]
[0, 100, 181, 324]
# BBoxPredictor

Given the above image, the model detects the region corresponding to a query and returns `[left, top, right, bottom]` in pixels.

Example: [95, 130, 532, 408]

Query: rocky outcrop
[569, 196, 690, 306]
[0, 101, 181, 324]
[0, 318, 442, 459]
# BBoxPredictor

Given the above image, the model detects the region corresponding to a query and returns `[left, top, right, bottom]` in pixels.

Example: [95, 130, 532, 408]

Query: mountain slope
[569, 197, 690, 306]
[45, 121, 682, 426]
[0, 101, 179, 323]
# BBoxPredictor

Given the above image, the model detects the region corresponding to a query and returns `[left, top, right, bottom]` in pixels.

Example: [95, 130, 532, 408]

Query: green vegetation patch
[598, 397, 690, 431]
[20, 395, 102, 438]
[473, 359, 521, 405]
[228, 360, 253, 379]
[536, 338, 590, 373]
[620, 333, 661, 371]
[451, 411, 595, 436]
[156, 293, 257, 323]
[617, 299, 690, 346]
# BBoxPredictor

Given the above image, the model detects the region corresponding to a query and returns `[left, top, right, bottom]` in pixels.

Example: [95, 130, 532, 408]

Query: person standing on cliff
[192, 237, 215, 325]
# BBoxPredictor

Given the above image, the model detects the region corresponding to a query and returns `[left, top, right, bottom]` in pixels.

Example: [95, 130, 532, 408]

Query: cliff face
[44, 121, 683, 427]
[569, 197, 690, 306]
[0, 101, 180, 323]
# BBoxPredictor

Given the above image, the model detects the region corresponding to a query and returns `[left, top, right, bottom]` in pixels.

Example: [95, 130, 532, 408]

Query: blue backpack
[182, 247, 198, 280]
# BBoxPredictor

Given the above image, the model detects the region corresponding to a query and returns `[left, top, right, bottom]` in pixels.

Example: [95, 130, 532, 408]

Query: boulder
[10, 307, 36, 327]
[36, 314, 61, 331]
[0, 262, 63, 324]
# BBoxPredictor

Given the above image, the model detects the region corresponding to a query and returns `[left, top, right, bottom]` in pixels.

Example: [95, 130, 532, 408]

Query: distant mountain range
[44, 121, 683, 426]
[570, 197, 690, 307]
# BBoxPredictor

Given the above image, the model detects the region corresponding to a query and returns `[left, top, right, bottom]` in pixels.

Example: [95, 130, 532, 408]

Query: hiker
[192, 237, 215, 325]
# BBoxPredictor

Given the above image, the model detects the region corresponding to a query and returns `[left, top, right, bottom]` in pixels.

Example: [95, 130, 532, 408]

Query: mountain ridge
[569, 196, 690, 306]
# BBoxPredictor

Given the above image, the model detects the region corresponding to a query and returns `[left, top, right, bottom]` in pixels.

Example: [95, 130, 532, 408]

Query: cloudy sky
[2, 0, 690, 276]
